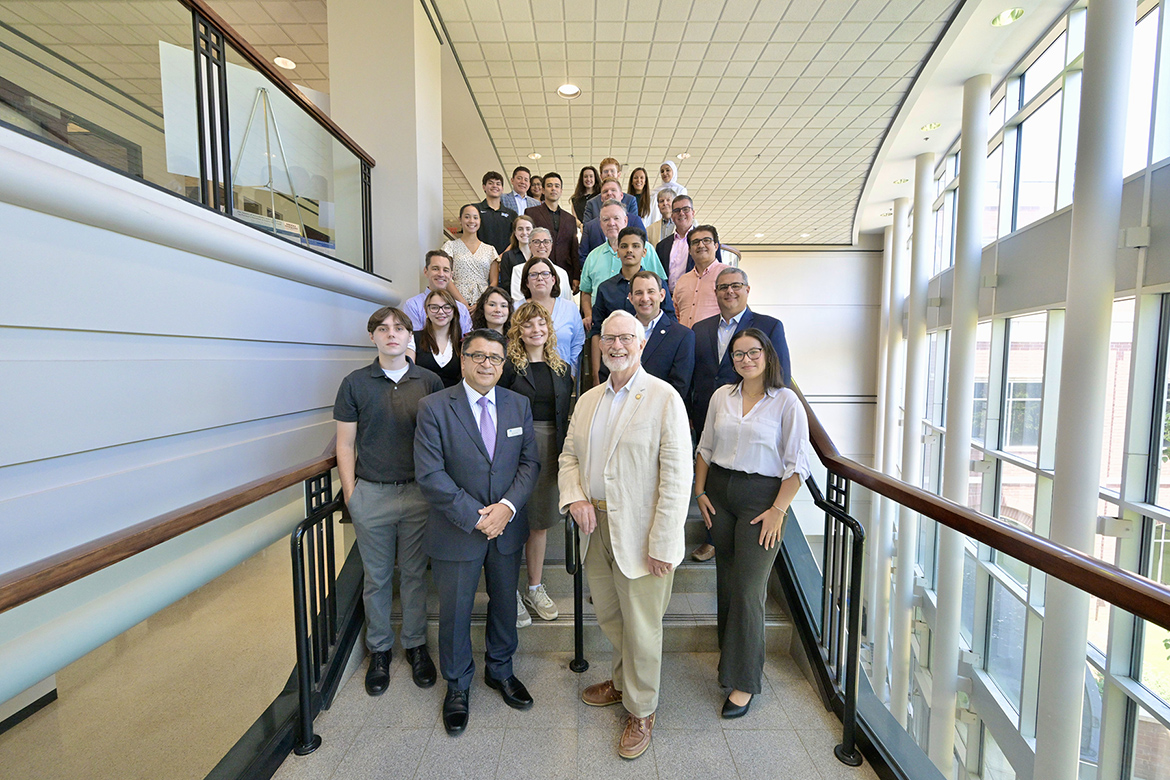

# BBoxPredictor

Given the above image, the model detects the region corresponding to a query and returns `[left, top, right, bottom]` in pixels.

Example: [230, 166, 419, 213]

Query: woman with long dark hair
[470, 286, 513, 336]
[570, 165, 600, 222]
[502, 301, 573, 626]
[408, 288, 463, 388]
[694, 328, 810, 719]
[441, 204, 498, 307]
[627, 166, 651, 220]
[495, 214, 534, 293]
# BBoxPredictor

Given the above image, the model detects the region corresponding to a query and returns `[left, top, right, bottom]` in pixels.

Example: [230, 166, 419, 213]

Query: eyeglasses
[671, 206, 694, 215]
[599, 334, 638, 345]
[426, 304, 454, 313]
[715, 282, 746, 293]
[689, 236, 715, 247]
[527, 271, 553, 280]
[731, 347, 764, 362]
[463, 352, 506, 366]
[530, 239, 553, 246]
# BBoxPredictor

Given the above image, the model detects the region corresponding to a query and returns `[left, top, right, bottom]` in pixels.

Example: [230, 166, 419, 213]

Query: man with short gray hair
[559, 310, 692, 760]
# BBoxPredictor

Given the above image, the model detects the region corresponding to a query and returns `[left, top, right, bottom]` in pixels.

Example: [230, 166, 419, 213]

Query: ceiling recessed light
[274, 56, 296, 70]
[893, 178, 909, 184]
[677, 152, 691, 160]
[880, 212, 893, 217]
[556, 83, 581, 99]
[754, 233, 765, 238]
[991, 8, 1024, 26]
[920, 122, 941, 132]
[799, 233, 811, 238]
[528, 152, 542, 160]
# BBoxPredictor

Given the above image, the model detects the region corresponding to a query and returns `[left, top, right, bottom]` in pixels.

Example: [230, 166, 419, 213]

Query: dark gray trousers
[706, 464, 785, 694]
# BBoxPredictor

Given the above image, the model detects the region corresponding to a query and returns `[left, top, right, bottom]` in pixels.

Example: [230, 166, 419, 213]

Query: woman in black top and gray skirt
[693, 328, 811, 719]
[503, 300, 574, 627]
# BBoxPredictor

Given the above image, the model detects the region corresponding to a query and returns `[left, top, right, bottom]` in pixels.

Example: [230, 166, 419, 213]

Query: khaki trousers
[583, 508, 675, 717]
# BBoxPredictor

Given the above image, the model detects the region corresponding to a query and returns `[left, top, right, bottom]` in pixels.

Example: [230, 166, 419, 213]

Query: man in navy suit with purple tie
[414, 329, 540, 735]
[629, 270, 694, 401]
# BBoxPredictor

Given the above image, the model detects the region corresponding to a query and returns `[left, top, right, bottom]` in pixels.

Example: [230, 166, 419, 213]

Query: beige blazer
[558, 367, 693, 579]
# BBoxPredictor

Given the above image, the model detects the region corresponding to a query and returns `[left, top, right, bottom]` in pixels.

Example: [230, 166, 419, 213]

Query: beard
[602, 351, 637, 373]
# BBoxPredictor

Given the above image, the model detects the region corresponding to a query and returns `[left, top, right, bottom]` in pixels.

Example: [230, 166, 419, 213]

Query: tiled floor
[272, 650, 879, 780]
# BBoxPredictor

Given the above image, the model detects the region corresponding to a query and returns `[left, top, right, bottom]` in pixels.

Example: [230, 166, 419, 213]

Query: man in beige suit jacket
[558, 310, 692, 760]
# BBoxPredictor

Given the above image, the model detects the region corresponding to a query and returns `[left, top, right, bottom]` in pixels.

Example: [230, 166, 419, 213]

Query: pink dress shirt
[673, 261, 729, 328]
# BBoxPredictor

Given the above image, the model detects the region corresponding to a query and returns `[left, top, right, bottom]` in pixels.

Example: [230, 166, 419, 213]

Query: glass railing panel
[0, 2, 200, 200]
[222, 43, 364, 266]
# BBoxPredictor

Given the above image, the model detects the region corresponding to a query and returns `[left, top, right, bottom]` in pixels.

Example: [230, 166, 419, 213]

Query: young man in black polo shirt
[476, 171, 516, 255]
[334, 306, 444, 695]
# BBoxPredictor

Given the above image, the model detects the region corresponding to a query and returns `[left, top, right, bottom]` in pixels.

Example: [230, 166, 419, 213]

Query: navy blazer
[579, 214, 647, 271]
[582, 191, 639, 225]
[415, 384, 540, 561]
[690, 309, 791, 433]
[641, 315, 696, 402]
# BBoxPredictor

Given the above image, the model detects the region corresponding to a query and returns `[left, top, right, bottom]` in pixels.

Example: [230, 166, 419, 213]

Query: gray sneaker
[516, 590, 532, 628]
[522, 584, 559, 621]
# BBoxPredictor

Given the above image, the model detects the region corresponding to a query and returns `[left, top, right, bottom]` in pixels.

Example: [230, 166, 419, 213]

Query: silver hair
[530, 227, 552, 239]
[717, 266, 748, 285]
[601, 310, 646, 341]
[656, 187, 677, 201]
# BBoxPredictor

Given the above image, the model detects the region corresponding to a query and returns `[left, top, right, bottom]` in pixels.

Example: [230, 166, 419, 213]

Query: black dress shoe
[485, 674, 534, 710]
[365, 650, 391, 696]
[443, 687, 469, 735]
[721, 693, 753, 719]
[405, 645, 437, 688]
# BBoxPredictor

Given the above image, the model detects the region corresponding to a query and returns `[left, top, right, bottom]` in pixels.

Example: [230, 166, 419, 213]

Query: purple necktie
[478, 396, 495, 460]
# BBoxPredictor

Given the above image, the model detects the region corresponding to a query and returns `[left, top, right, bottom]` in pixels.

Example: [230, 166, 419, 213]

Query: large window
[1014, 94, 1062, 230]
[1124, 9, 1160, 176]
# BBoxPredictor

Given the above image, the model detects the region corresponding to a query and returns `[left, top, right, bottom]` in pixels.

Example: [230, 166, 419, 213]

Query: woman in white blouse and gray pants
[694, 327, 811, 719]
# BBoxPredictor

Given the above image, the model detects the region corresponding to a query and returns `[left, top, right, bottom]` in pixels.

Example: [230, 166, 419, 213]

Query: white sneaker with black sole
[522, 583, 559, 621]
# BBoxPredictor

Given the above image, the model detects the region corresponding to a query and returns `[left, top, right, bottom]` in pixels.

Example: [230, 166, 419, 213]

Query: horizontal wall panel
[993, 209, 1072, 316]
[2, 335, 372, 466]
[0, 411, 334, 572]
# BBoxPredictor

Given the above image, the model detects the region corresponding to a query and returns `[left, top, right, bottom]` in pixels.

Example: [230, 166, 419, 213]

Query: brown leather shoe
[691, 543, 715, 562]
[618, 712, 655, 759]
[582, 679, 623, 707]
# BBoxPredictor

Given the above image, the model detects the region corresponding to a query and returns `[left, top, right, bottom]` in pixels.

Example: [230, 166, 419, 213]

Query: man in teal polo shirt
[579, 199, 667, 331]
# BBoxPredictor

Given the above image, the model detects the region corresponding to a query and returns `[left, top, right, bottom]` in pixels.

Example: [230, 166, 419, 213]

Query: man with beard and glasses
[558, 310, 691, 760]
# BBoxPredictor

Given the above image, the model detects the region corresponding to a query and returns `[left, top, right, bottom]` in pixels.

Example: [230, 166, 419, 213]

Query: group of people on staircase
[332, 156, 810, 760]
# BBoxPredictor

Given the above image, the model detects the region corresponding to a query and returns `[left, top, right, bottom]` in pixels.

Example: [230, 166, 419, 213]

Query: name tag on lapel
[507, 427, 523, 437]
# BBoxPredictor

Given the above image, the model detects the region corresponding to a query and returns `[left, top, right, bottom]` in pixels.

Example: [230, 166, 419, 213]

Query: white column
[865, 225, 894, 651]
[872, 197, 910, 701]
[1033, 3, 1133, 778]
[890, 153, 935, 725]
[930, 73, 990, 774]
[327, 0, 443, 290]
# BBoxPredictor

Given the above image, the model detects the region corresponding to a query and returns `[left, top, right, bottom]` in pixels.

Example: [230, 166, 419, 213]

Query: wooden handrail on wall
[0, 451, 337, 616]
[180, 0, 375, 168]
[792, 385, 1170, 631]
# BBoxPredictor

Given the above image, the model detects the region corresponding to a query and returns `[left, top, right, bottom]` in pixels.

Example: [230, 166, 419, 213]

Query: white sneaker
[516, 590, 532, 628]
[522, 584, 559, 621]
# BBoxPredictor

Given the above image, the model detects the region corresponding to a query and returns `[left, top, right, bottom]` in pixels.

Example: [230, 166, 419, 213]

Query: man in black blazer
[691, 267, 791, 439]
[414, 329, 540, 735]
[629, 270, 695, 401]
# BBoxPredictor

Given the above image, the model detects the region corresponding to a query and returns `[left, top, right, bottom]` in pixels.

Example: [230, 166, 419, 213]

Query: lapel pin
[635, 393, 642, 400]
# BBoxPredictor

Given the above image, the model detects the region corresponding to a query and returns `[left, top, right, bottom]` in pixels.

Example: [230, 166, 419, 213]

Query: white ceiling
[432, 0, 962, 245]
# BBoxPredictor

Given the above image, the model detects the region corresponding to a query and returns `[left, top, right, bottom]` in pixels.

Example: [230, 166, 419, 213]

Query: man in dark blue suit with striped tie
[414, 329, 540, 735]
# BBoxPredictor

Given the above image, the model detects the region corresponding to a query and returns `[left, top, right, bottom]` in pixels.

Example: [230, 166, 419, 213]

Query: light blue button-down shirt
[716, 310, 745, 363]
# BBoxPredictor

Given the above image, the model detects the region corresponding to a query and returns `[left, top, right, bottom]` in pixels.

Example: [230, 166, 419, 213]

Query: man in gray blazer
[414, 329, 540, 735]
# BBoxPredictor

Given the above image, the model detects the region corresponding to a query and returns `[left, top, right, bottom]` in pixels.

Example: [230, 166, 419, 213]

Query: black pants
[706, 464, 785, 694]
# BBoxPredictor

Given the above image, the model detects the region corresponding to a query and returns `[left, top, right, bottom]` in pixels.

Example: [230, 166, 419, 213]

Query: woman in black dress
[570, 165, 600, 222]
[408, 288, 462, 387]
[503, 300, 574, 624]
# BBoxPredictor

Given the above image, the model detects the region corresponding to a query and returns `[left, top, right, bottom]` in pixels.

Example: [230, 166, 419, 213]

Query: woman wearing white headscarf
[649, 160, 689, 224]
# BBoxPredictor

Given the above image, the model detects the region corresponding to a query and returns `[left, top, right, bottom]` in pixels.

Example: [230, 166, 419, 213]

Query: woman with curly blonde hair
[502, 301, 573, 626]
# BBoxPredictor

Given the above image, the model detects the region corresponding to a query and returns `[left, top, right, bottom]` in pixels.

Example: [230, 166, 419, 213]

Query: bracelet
[695, 491, 706, 499]
[773, 504, 786, 513]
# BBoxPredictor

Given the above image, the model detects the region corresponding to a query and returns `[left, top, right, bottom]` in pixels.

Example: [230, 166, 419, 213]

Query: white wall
[739, 247, 884, 538]
[0, 126, 400, 703]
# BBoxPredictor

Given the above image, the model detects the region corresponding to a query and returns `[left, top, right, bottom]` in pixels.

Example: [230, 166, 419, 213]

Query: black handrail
[290, 470, 345, 755]
[801, 473, 866, 766]
[565, 516, 589, 673]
